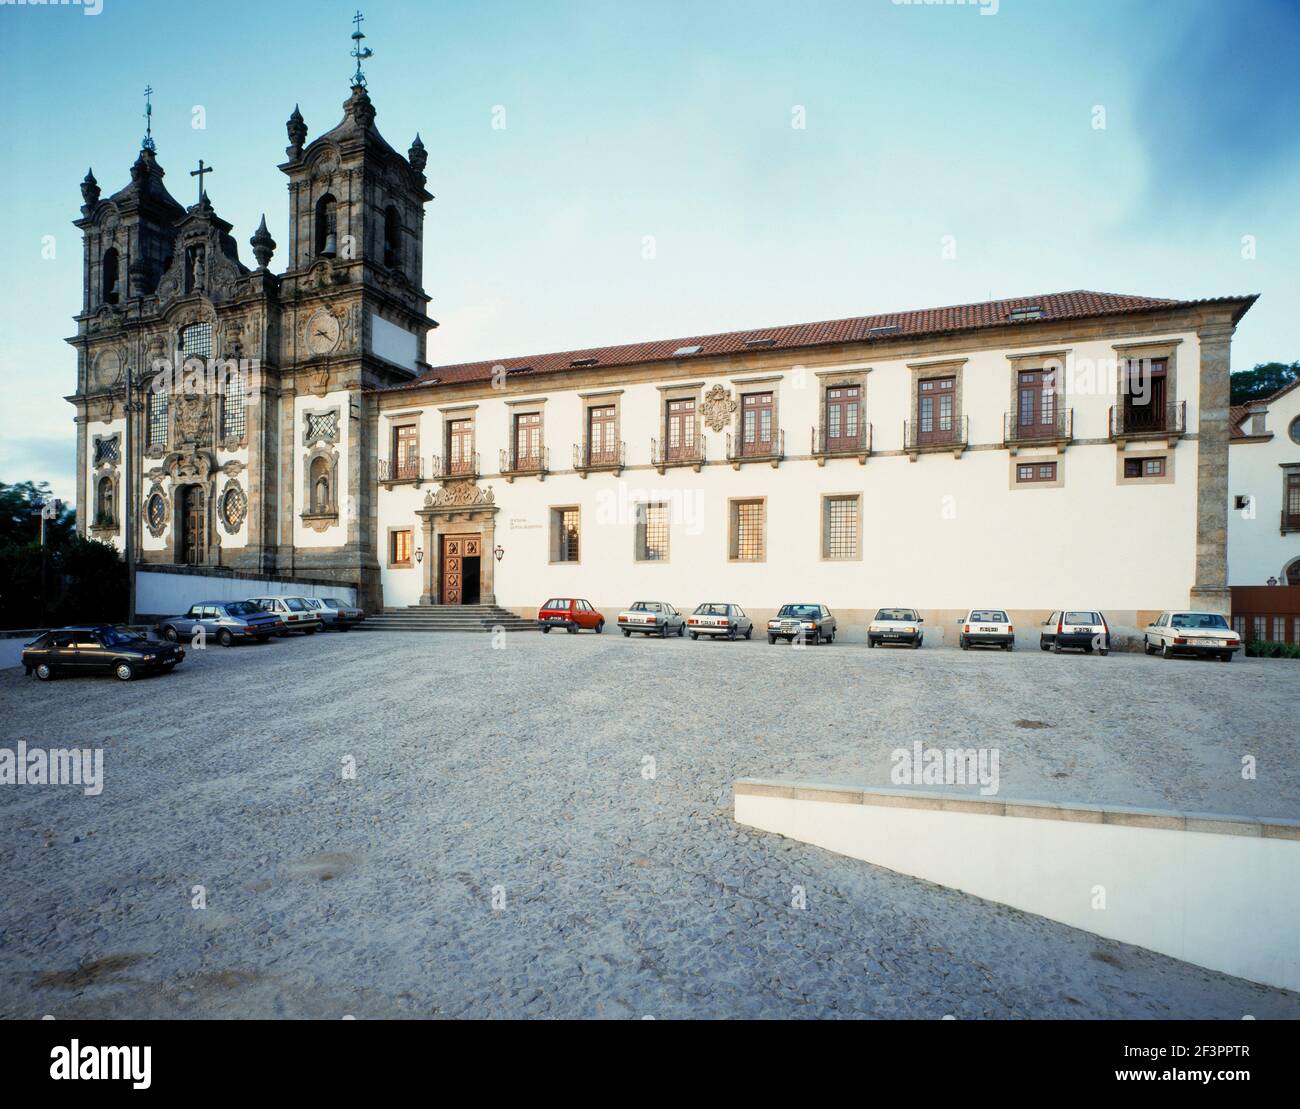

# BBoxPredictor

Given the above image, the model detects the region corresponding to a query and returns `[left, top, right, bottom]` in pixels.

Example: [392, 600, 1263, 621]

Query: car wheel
[1099, 649, 1108, 656]
[727, 628, 737, 641]
[868, 638, 876, 648]
[34, 663, 54, 681]
[218, 629, 234, 648]
[566, 622, 577, 634]
[808, 630, 820, 646]
[677, 624, 685, 637]
[826, 631, 834, 644]
[658, 624, 667, 638]
[1039, 638, 1049, 652]
[164, 626, 179, 643]
[1052, 640, 1061, 654]
[114, 661, 135, 682]
[689, 632, 698, 641]
[744, 627, 753, 640]
[595, 621, 604, 635]
[1221, 652, 1233, 663]
[623, 629, 631, 637]
[768, 635, 777, 645]
[1162, 642, 1174, 659]
[959, 636, 968, 650]
[305, 627, 317, 635]
[1143, 637, 1155, 655]
[913, 638, 922, 649]
[542, 626, 551, 634]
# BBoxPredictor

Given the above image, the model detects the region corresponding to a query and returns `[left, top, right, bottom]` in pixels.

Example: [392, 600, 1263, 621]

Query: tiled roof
[392, 290, 1257, 390]
[1229, 404, 1252, 439]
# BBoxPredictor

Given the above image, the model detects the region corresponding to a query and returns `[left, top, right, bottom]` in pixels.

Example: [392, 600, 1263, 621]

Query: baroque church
[68, 64, 432, 607]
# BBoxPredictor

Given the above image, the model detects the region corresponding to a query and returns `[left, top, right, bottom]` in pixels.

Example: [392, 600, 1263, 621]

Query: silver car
[617, 601, 685, 638]
[247, 595, 323, 635]
[304, 596, 365, 631]
[157, 600, 282, 646]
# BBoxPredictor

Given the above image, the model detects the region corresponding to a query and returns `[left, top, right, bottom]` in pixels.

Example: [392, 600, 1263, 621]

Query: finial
[250, 214, 277, 270]
[142, 85, 156, 152]
[350, 10, 374, 88]
[190, 158, 214, 206]
[81, 167, 101, 207]
[286, 103, 307, 154]
[408, 133, 427, 174]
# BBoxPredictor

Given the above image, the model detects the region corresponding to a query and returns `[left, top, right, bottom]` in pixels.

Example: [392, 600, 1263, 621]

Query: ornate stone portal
[414, 482, 498, 605]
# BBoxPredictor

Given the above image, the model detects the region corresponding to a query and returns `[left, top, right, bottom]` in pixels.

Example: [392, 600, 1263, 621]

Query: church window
[102, 248, 120, 305]
[222, 486, 247, 530]
[221, 367, 246, 442]
[147, 390, 169, 450]
[181, 321, 213, 359]
[384, 205, 401, 268]
[315, 194, 338, 257]
[147, 492, 166, 531]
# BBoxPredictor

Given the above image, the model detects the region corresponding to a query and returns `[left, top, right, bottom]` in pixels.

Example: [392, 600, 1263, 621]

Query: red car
[537, 597, 605, 634]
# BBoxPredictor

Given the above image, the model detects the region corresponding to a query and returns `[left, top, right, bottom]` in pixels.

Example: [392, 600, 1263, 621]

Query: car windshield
[970, 611, 1008, 623]
[630, 602, 660, 612]
[285, 598, 307, 611]
[876, 609, 917, 621]
[226, 602, 259, 616]
[99, 628, 141, 646]
[695, 604, 730, 616]
[1065, 611, 1101, 625]
[778, 605, 820, 618]
[1171, 613, 1229, 630]
[322, 599, 342, 609]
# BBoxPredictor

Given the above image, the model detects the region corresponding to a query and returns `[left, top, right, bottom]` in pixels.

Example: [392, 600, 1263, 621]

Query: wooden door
[1017, 370, 1056, 438]
[666, 398, 696, 460]
[441, 534, 481, 605]
[1124, 358, 1167, 431]
[825, 386, 861, 452]
[741, 392, 773, 456]
[917, 376, 955, 445]
[181, 486, 205, 565]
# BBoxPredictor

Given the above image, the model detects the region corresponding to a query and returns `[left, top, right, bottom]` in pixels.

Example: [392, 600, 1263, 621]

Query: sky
[2, 0, 1298, 501]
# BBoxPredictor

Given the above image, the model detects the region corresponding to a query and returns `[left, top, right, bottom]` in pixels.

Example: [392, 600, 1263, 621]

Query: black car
[22, 625, 184, 682]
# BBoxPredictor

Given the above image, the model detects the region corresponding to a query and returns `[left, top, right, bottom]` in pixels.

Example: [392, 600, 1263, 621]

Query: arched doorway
[1285, 558, 1300, 587]
[179, 485, 206, 565]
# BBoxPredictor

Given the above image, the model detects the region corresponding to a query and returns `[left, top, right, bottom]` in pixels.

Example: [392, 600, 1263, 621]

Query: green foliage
[1244, 640, 1300, 659]
[1230, 361, 1300, 406]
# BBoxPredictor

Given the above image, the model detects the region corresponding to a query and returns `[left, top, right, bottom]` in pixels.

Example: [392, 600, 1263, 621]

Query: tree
[1230, 361, 1300, 406]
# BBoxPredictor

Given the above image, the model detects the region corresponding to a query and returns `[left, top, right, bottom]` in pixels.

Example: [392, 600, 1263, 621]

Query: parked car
[247, 595, 323, 635]
[958, 609, 1015, 650]
[767, 603, 836, 644]
[156, 600, 282, 646]
[304, 596, 365, 631]
[23, 625, 184, 682]
[867, 607, 924, 649]
[537, 598, 605, 633]
[1144, 611, 1241, 661]
[1040, 610, 1110, 655]
[617, 601, 685, 637]
[687, 602, 753, 641]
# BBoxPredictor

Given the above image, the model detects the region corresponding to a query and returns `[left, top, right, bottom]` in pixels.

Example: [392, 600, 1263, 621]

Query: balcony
[812, 423, 872, 465]
[651, 437, 705, 474]
[500, 446, 549, 482]
[1283, 510, 1300, 537]
[1109, 400, 1186, 447]
[378, 457, 424, 487]
[573, 440, 625, 477]
[726, 428, 785, 468]
[431, 452, 480, 482]
[1003, 408, 1073, 454]
[903, 415, 968, 460]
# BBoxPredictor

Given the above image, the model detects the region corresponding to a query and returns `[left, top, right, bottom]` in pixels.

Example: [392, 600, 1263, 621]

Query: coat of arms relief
[700, 384, 738, 432]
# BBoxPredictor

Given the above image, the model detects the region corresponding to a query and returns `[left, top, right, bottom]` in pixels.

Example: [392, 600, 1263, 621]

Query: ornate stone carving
[701, 384, 738, 432]
[303, 407, 341, 447]
[424, 481, 495, 508]
[219, 479, 248, 534]
[173, 391, 212, 445]
[145, 483, 170, 538]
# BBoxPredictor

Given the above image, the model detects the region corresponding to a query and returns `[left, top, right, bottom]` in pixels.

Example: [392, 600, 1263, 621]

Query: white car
[868, 607, 923, 648]
[1144, 611, 1240, 662]
[617, 601, 685, 638]
[247, 595, 323, 635]
[958, 609, 1014, 651]
[1039, 610, 1110, 655]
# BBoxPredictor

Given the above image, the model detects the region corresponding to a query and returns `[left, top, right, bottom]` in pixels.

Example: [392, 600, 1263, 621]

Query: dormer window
[1009, 305, 1044, 321]
[102, 247, 120, 305]
[315, 194, 338, 257]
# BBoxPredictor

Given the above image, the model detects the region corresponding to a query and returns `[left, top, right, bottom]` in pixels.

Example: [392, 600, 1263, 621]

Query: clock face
[306, 309, 340, 355]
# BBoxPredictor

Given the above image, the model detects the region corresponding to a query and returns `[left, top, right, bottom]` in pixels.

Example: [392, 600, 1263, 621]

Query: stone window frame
[504, 397, 548, 476]
[91, 470, 120, 532]
[633, 500, 671, 563]
[729, 374, 784, 464]
[1111, 338, 1182, 434]
[385, 413, 423, 484]
[92, 432, 121, 468]
[438, 403, 479, 478]
[218, 477, 248, 535]
[144, 484, 171, 539]
[727, 496, 767, 563]
[387, 526, 414, 569]
[303, 405, 341, 449]
[1009, 457, 1065, 490]
[906, 357, 968, 456]
[577, 389, 624, 471]
[1115, 450, 1175, 486]
[549, 505, 581, 564]
[814, 366, 871, 460]
[1005, 348, 1070, 446]
[655, 380, 705, 470]
[820, 492, 863, 561]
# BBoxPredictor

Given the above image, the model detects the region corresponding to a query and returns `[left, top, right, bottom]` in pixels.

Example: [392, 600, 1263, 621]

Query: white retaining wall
[137, 570, 357, 616]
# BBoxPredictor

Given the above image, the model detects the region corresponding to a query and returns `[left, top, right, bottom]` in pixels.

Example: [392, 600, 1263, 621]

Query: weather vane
[351, 10, 374, 87]
[142, 85, 155, 151]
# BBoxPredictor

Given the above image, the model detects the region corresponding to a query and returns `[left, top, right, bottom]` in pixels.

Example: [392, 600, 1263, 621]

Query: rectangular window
[1273, 617, 1286, 642]
[1253, 616, 1266, 641]
[822, 495, 859, 560]
[741, 392, 774, 456]
[1017, 462, 1058, 483]
[1123, 357, 1168, 431]
[393, 424, 419, 479]
[222, 369, 246, 442]
[1124, 457, 1166, 479]
[635, 502, 669, 561]
[586, 405, 616, 466]
[389, 528, 413, 568]
[514, 411, 542, 468]
[1286, 472, 1300, 527]
[917, 376, 955, 445]
[666, 397, 697, 460]
[729, 499, 765, 562]
[447, 418, 474, 475]
[148, 391, 168, 450]
[1232, 616, 1245, 637]
[551, 506, 580, 562]
[1016, 369, 1056, 438]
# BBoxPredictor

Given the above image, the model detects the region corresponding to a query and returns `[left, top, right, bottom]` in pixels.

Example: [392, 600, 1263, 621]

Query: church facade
[69, 77, 1262, 633]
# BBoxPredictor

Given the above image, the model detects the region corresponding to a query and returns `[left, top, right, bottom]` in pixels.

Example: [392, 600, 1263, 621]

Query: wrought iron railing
[1109, 399, 1185, 438]
[651, 438, 706, 467]
[726, 427, 785, 462]
[573, 440, 625, 471]
[1003, 407, 1073, 445]
[379, 457, 423, 482]
[431, 452, 480, 480]
[904, 414, 968, 452]
[812, 423, 872, 457]
[500, 446, 549, 475]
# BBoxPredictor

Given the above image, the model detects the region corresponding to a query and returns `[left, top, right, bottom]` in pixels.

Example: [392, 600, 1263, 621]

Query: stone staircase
[355, 604, 537, 633]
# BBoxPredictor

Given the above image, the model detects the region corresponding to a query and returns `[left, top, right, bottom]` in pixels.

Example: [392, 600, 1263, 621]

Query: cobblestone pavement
[1, 631, 1297, 1019]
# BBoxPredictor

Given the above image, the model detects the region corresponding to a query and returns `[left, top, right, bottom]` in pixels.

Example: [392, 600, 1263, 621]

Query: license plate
[980, 627, 997, 633]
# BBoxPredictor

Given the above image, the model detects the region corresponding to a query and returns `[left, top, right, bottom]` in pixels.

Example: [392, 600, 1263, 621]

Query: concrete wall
[735, 779, 1300, 993]
[137, 568, 356, 618]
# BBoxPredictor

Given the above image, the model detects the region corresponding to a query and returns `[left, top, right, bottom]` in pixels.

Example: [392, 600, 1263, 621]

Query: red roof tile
[391, 290, 1257, 390]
